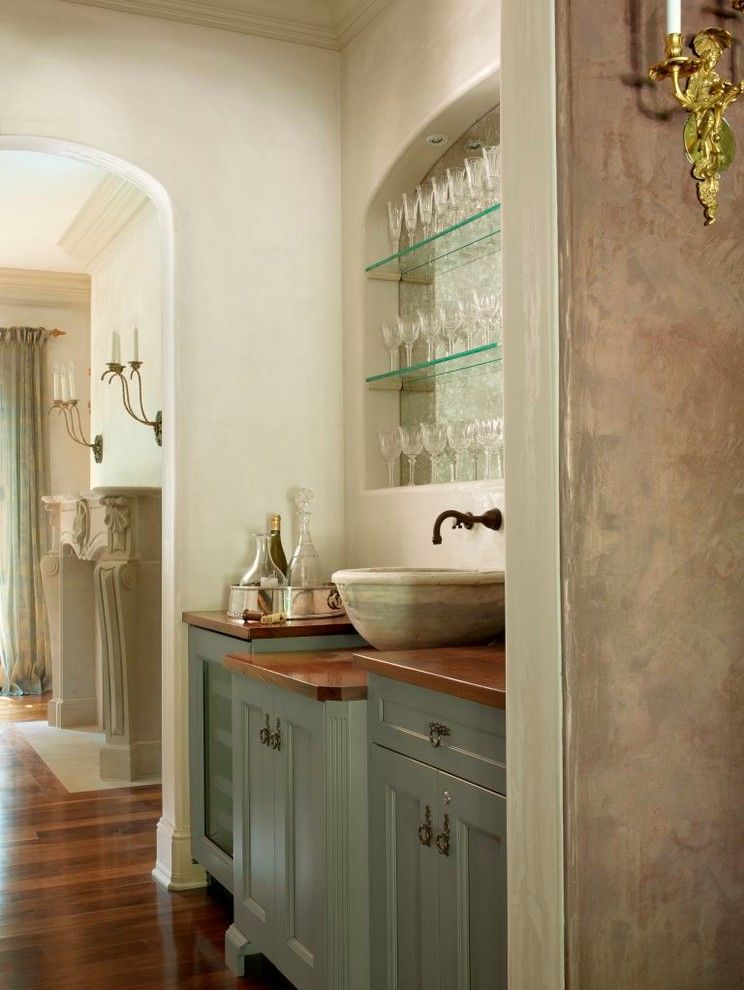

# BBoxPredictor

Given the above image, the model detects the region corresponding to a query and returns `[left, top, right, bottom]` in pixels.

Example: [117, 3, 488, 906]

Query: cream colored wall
[0, 0, 343, 888]
[0, 302, 91, 503]
[341, 0, 502, 570]
[90, 205, 162, 488]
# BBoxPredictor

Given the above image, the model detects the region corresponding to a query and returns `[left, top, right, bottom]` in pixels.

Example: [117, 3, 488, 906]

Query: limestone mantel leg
[95, 558, 162, 780]
[41, 551, 98, 728]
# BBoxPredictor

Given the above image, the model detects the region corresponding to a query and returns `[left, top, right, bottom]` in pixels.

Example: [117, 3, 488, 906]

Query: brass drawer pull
[436, 813, 450, 857]
[270, 718, 282, 751]
[259, 713, 271, 747]
[417, 805, 433, 847]
[428, 721, 450, 748]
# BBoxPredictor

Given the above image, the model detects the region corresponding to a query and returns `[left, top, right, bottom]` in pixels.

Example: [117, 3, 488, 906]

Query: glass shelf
[366, 342, 502, 390]
[366, 203, 502, 282]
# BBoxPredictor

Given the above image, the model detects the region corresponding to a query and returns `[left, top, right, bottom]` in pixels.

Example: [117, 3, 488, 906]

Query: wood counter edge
[352, 649, 506, 710]
[223, 649, 368, 703]
[182, 610, 356, 641]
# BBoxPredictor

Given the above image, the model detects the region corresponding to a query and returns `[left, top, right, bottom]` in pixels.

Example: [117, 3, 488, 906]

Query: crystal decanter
[239, 533, 286, 587]
[286, 488, 327, 586]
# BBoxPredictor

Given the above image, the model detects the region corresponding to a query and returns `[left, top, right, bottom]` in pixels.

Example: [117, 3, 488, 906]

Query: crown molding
[0, 269, 91, 310]
[58, 174, 150, 271]
[60, 0, 390, 49]
[61, 0, 339, 49]
[335, 0, 391, 47]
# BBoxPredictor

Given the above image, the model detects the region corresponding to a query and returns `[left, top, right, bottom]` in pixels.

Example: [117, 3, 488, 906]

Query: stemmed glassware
[419, 309, 439, 361]
[398, 424, 423, 485]
[402, 190, 419, 247]
[483, 145, 501, 204]
[386, 199, 403, 254]
[397, 315, 420, 367]
[417, 183, 434, 239]
[421, 422, 449, 483]
[446, 166, 468, 223]
[447, 420, 475, 482]
[377, 428, 402, 487]
[465, 155, 487, 212]
[431, 172, 450, 232]
[381, 322, 402, 370]
[477, 418, 504, 478]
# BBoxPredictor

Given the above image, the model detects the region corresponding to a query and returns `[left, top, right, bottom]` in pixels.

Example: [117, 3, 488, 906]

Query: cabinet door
[272, 691, 325, 990]
[369, 744, 439, 990]
[232, 677, 276, 954]
[436, 772, 507, 990]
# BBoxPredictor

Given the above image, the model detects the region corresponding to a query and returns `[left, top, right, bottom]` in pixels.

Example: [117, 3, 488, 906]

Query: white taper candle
[68, 361, 77, 401]
[666, 0, 681, 35]
[53, 364, 61, 402]
[133, 326, 140, 362]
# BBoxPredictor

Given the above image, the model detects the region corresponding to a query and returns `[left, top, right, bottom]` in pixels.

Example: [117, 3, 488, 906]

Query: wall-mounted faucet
[432, 508, 503, 545]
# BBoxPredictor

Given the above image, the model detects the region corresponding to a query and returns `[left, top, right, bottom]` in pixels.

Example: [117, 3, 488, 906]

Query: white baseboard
[100, 739, 161, 780]
[151, 816, 207, 891]
[47, 697, 97, 728]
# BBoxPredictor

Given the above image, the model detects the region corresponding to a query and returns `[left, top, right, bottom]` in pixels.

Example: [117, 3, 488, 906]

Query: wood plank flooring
[0, 694, 294, 989]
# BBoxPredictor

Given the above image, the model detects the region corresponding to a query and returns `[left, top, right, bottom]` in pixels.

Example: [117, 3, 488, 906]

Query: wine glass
[386, 199, 404, 254]
[482, 145, 502, 204]
[431, 172, 450, 231]
[477, 418, 505, 478]
[402, 190, 419, 246]
[419, 309, 439, 362]
[380, 322, 401, 371]
[447, 420, 474, 482]
[465, 155, 487, 212]
[397, 315, 419, 367]
[377, 428, 402, 487]
[446, 166, 468, 221]
[421, 421, 448, 483]
[417, 183, 434, 239]
[398, 424, 423, 486]
[480, 291, 502, 343]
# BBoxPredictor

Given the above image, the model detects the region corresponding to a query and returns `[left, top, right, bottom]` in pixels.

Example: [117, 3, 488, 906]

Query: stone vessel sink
[331, 568, 505, 651]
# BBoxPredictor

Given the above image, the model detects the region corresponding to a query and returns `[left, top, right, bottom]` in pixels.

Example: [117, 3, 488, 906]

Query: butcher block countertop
[352, 644, 506, 709]
[223, 649, 367, 702]
[182, 610, 357, 641]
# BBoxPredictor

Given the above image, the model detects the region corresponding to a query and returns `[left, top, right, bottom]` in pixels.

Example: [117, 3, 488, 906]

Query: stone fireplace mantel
[41, 487, 162, 781]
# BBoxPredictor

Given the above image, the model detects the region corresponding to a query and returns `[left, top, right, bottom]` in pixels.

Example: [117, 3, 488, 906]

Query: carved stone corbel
[102, 496, 131, 556]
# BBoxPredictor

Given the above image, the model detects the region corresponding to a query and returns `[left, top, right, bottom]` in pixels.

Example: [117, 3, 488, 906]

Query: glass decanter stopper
[286, 488, 327, 586]
[239, 533, 286, 587]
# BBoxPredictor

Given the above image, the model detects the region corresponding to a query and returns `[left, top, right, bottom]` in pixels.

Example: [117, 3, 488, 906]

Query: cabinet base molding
[225, 924, 260, 976]
[47, 696, 97, 728]
[152, 817, 207, 891]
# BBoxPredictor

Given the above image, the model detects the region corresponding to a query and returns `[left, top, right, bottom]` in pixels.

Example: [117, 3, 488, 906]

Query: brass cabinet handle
[259, 713, 271, 747]
[436, 813, 450, 856]
[417, 805, 433, 847]
[270, 717, 282, 751]
[428, 721, 451, 748]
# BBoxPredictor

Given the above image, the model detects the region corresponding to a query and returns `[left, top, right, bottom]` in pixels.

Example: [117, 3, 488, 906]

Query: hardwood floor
[0, 694, 294, 989]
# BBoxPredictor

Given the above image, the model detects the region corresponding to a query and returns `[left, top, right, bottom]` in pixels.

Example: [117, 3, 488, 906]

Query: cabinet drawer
[367, 673, 505, 794]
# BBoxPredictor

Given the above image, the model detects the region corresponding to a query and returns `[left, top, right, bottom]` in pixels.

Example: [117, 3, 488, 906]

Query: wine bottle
[269, 513, 288, 577]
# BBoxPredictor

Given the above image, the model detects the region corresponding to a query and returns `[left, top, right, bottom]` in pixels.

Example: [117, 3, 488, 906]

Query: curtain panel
[0, 327, 49, 695]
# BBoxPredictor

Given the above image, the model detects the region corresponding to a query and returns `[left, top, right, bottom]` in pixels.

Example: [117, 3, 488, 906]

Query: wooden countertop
[352, 644, 506, 709]
[224, 649, 368, 702]
[182, 610, 356, 641]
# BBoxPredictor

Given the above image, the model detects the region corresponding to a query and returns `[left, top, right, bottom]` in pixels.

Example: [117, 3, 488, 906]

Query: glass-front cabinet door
[204, 660, 234, 857]
[366, 108, 503, 490]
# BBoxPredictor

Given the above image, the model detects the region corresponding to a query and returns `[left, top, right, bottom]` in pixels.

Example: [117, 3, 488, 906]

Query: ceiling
[60, 0, 391, 49]
[0, 152, 106, 273]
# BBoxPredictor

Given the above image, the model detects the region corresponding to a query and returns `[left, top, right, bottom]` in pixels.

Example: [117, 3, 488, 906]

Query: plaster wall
[0, 0, 342, 885]
[90, 204, 162, 488]
[341, 0, 503, 570]
[0, 302, 91, 502]
[557, 3, 744, 985]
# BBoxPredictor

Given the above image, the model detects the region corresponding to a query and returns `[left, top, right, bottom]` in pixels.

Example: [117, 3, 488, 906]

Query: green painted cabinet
[368, 674, 507, 990]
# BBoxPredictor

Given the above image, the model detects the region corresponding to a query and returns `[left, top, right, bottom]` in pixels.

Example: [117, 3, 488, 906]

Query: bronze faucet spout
[432, 507, 503, 545]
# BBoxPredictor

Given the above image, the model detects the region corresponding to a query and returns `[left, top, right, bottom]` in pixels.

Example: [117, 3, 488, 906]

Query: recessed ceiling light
[465, 139, 484, 151]
[425, 133, 449, 146]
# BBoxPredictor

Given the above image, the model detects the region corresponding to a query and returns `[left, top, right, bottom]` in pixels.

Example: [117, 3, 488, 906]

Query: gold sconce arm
[102, 361, 162, 446]
[649, 20, 744, 225]
[50, 401, 103, 463]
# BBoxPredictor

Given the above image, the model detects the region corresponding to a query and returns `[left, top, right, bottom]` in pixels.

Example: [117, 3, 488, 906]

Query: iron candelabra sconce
[50, 400, 103, 463]
[102, 360, 162, 447]
[650, 7, 744, 225]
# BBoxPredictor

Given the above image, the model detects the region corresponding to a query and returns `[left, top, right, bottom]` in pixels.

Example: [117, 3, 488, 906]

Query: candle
[53, 364, 61, 402]
[133, 326, 140, 362]
[110, 330, 116, 364]
[667, 0, 681, 35]
[61, 368, 70, 402]
[68, 361, 77, 401]
[111, 330, 121, 365]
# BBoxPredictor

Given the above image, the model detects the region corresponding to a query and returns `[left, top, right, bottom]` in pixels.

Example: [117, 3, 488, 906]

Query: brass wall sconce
[650, 3, 744, 225]
[50, 400, 104, 463]
[102, 360, 163, 446]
